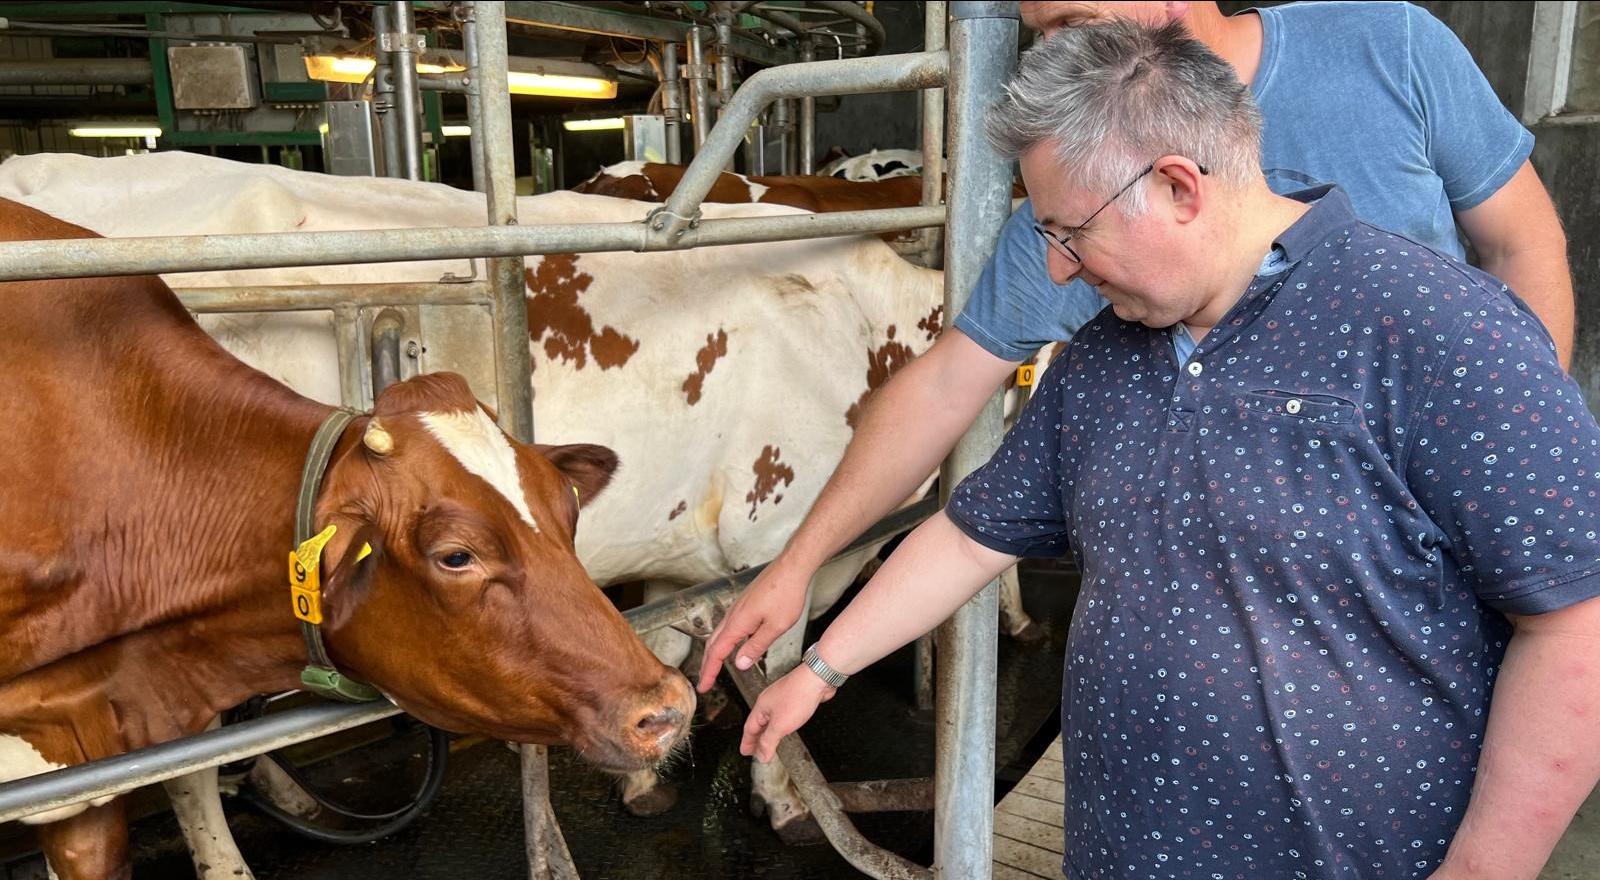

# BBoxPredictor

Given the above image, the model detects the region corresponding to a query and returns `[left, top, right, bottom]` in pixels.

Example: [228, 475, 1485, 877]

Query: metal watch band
[802, 643, 849, 688]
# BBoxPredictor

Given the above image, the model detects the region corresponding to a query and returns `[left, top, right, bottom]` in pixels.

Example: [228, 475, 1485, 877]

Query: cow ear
[321, 523, 382, 631]
[537, 443, 618, 507]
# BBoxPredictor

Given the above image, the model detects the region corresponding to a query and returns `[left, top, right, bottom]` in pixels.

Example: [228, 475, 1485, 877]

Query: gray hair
[986, 20, 1262, 215]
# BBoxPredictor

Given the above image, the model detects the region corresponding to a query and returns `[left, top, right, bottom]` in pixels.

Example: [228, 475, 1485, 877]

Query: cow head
[307, 372, 691, 772]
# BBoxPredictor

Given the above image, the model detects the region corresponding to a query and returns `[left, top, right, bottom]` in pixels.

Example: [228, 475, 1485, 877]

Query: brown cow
[572, 159, 928, 213]
[0, 199, 694, 879]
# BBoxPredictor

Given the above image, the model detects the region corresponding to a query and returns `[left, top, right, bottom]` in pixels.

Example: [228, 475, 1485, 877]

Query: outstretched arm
[739, 510, 1017, 762]
[699, 330, 1017, 691]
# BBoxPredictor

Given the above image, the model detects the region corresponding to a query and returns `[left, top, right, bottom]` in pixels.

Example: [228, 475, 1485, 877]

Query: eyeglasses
[1032, 161, 1208, 264]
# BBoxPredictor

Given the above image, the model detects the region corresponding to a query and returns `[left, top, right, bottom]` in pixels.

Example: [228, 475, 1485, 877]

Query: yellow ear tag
[288, 524, 339, 626]
[355, 542, 372, 564]
[1016, 364, 1036, 387]
[572, 485, 581, 505]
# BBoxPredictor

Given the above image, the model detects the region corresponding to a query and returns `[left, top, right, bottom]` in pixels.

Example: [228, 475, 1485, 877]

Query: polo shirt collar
[1273, 184, 1355, 262]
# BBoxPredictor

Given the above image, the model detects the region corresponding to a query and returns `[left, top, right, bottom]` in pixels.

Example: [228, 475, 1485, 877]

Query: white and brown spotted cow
[0, 152, 969, 851]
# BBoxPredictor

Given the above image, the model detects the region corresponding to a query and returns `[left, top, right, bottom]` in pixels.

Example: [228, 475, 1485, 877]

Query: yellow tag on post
[1016, 364, 1036, 387]
[289, 524, 338, 625]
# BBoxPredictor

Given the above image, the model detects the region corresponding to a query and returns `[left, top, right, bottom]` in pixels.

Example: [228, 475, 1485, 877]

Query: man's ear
[537, 443, 619, 507]
[1154, 155, 1206, 224]
[320, 521, 382, 631]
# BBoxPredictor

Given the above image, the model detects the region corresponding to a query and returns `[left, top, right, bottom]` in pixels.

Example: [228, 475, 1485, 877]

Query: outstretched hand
[698, 559, 811, 692]
[739, 666, 836, 763]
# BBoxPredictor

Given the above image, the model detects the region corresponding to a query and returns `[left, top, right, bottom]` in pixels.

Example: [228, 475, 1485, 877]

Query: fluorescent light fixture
[302, 54, 463, 84]
[507, 70, 616, 99]
[441, 124, 472, 137]
[301, 40, 617, 99]
[69, 124, 162, 138]
[563, 117, 625, 132]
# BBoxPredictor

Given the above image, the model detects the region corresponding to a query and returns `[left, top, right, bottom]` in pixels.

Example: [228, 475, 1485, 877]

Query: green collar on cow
[288, 407, 383, 703]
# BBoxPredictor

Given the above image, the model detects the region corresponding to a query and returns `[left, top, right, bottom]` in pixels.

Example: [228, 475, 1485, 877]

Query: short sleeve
[1405, 292, 1600, 615]
[1407, 4, 1535, 211]
[952, 200, 1108, 362]
[945, 350, 1075, 558]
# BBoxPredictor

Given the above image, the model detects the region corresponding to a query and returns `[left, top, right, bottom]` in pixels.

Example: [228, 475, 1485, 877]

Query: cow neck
[291, 408, 382, 703]
[107, 300, 348, 706]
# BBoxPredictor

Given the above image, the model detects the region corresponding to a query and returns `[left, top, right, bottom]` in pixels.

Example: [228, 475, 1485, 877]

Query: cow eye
[439, 550, 474, 571]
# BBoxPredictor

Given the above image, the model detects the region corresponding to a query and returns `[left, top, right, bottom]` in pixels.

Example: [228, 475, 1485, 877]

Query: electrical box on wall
[168, 45, 259, 110]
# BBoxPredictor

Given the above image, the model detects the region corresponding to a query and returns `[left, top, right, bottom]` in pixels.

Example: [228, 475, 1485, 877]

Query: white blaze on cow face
[420, 408, 539, 532]
[0, 734, 114, 824]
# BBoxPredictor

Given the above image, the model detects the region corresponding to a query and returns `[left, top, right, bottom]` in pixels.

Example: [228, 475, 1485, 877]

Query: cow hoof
[1008, 620, 1046, 643]
[623, 782, 679, 817]
[772, 813, 827, 847]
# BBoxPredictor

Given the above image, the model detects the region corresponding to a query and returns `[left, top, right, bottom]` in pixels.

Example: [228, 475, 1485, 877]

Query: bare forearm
[780, 333, 1014, 570]
[814, 511, 1015, 674]
[1436, 610, 1600, 879]
[1479, 247, 1573, 368]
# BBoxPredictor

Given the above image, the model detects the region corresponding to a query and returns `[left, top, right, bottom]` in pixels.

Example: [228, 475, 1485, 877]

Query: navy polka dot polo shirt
[948, 186, 1600, 880]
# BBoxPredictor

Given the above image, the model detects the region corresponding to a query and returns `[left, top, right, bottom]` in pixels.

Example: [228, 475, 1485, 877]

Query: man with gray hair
[740, 21, 1600, 880]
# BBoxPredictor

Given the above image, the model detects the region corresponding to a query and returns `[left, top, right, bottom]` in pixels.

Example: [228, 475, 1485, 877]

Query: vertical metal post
[799, 41, 816, 173]
[469, 1, 534, 445]
[935, 4, 1017, 879]
[661, 42, 683, 164]
[389, 0, 424, 180]
[460, 5, 486, 192]
[686, 28, 712, 151]
[913, 0, 950, 709]
[920, 1, 948, 269]
[371, 5, 401, 178]
[773, 97, 793, 174]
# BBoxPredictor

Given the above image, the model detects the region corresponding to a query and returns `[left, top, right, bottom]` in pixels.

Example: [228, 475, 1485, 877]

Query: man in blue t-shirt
[738, 21, 1600, 879]
[699, 0, 1574, 704]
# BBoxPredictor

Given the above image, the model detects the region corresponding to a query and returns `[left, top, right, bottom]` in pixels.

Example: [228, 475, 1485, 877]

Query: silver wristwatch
[802, 643, 849, 688]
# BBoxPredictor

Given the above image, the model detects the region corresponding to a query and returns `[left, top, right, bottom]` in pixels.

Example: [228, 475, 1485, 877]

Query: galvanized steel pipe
[653, 50, 948, 241]
[919, 1, 947, 269]
[800, 42, 817, 173]
[729, 666, 931, 880]
[389, 0, 424, 180]
[0, 59, 150, 85]
[469, 0, 535, 445]
[371, 5, 403, 179]
[686, 27, 713, 150]
[461, 5, 486, 193]
[0, 205, 945, 282]
[0, 701, 399, 825]
[661, 42, 683, 164]
[934, 4, 1017, 878]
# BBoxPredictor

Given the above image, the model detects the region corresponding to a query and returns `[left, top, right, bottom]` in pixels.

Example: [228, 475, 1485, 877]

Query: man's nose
[1046, 246, 1081, 286]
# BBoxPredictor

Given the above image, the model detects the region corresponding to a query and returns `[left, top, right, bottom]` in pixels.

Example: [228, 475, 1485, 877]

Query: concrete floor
[1542, 786, 1600, 879]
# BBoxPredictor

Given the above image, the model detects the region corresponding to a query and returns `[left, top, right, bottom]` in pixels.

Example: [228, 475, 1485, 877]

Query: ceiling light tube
[562, 117, 625, 132]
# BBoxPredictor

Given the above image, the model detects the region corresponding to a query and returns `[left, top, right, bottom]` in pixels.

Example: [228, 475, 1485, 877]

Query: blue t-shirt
[946, 186, 1600, 879]
[954, 1, 1535, 363]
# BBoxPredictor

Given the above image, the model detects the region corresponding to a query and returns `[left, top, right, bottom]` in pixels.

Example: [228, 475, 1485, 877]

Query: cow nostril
[635, 707, 685, 740]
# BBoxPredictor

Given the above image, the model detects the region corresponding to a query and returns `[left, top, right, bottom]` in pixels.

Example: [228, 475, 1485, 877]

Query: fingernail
[735, 655, 752, 670]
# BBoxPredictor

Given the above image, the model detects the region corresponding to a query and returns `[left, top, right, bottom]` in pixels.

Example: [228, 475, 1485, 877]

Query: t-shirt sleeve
[952, 200, 1109, 362]
[945, 348, 1075, 558]
[1405, 292, 1600, 615]
[1406, 3, 1534, 211]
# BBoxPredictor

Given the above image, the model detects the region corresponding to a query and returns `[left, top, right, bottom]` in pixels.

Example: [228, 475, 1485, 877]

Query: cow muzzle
[586, 669, 695, 771]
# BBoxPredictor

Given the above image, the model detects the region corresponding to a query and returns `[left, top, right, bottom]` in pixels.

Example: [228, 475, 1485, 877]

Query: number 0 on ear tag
[289, 524, 339, 625]
[1016, 364, 1036, 387]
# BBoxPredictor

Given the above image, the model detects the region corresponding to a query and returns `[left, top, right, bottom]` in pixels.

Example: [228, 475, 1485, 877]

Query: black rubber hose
[240, 724, 451, 845]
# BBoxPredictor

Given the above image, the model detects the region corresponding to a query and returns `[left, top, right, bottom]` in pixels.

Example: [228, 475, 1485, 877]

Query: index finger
[698, 619, 748, 692]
